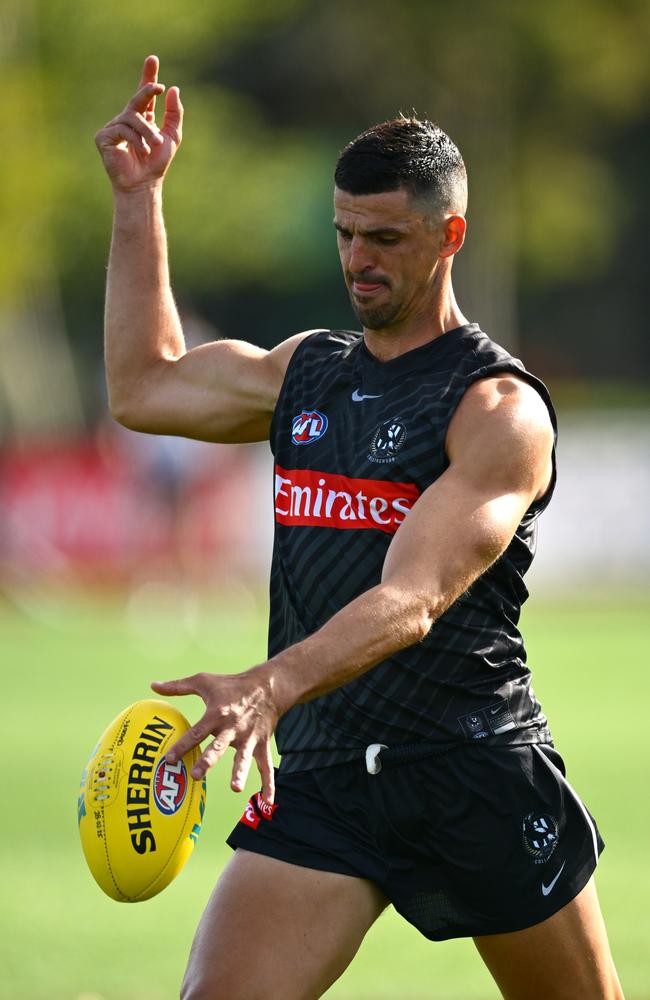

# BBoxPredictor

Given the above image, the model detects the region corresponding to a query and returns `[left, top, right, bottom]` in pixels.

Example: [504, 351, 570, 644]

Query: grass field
[1, 588, 648, 1000]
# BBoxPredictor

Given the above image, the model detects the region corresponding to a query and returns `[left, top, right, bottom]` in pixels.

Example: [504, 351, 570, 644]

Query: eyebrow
[333, 221, 407, 237]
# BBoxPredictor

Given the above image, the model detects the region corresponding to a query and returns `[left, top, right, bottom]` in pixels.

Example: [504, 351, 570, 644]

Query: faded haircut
[334, 117, 468, 217]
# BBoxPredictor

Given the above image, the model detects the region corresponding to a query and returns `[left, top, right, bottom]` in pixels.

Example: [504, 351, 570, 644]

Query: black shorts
[227, 743, 604, 941]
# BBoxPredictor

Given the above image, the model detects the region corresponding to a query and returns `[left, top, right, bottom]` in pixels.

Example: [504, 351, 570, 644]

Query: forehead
[333, 186, 426, 231]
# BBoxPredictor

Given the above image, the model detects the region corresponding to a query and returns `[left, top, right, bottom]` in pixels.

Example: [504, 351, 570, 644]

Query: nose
[348, 236, 375, 276]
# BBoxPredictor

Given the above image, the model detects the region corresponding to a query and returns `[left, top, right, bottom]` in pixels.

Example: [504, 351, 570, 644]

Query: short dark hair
[334, 117, 467, 216]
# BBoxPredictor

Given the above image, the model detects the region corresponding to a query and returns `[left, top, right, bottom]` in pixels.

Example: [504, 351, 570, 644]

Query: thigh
[181, 848, 389, 1000]
[474, 878, 624, 1000]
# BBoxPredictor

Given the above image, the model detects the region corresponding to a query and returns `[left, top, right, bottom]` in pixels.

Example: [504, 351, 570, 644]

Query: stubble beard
[349, 294, 402, 331]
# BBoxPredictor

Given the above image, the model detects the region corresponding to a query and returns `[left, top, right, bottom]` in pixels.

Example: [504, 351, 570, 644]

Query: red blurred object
[0, 436, 261, 585]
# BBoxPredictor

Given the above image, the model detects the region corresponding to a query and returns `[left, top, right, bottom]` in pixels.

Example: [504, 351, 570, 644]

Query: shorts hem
[408, 854, 602, 942]
[226, 827, 371, 882]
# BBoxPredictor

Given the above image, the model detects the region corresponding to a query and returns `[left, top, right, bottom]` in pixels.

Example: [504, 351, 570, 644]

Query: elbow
[409, 600, 438, 644]
[381, 584, 441, 648]
[107, 394, 148, 432]
[108, 397, 134, 429]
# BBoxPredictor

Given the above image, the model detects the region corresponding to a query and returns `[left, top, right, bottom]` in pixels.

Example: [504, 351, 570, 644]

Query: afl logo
[291, 409, 328, 445]
[153, 758, 188, 816]
[522, 812, 559, 863]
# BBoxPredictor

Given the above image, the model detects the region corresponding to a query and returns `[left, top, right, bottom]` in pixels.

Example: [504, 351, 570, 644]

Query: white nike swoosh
[351, 390, 383, 402]
[541, 860, 566, 896]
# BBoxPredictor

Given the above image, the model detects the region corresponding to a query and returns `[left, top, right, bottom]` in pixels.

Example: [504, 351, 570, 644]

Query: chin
[352, 303, 401, 330]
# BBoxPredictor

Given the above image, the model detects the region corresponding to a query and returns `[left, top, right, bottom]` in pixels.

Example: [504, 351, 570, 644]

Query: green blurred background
[1, 1, 649, 997]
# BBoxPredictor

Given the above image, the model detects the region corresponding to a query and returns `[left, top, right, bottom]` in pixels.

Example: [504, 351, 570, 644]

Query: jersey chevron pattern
[269, 326, 557, 773]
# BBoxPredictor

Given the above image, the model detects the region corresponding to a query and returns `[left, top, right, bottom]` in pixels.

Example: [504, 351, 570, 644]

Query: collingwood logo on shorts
[522, 812, 559, 864]
[368, 418, 407, 464]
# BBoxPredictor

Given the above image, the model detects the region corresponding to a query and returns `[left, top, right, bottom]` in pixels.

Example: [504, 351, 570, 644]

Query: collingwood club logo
[368, 418, 407, 464]
[522, 812, 559, 864]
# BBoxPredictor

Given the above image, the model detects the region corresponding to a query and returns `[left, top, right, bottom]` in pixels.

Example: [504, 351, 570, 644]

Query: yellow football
[78, 699, 206, 902]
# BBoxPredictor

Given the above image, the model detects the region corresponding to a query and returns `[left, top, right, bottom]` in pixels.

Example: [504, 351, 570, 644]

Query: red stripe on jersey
[274, 465, 421, 534]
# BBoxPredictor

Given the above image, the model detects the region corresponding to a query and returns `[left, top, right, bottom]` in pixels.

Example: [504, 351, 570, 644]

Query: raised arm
[152, 374, 554, 801]
[95, 56, 308, 443]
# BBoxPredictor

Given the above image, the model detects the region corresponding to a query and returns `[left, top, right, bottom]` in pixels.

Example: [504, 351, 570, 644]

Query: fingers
[138, 54, 159, 90]
[165, 717, 217, 768]
[107, 110, 163, 149]
[138, 55, 159, 124]
[96, 121, 148, 156]
[162, 86, 183, 143]
[151, 676, 205, 763]
[151, 676, 199, 697]
[196, 731, 235, 780]
[254, 741, 276, 804]
[231, 740, 275, 801]
[231, 740, 255, 793]
[128, 81, 165, 117]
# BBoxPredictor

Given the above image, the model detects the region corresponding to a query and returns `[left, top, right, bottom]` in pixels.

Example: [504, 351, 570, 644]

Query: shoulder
[265, 328, 360, 382]
[455, 374, 553, 429]
[447, 374, 554, 500]
[265, 329, 323, 378]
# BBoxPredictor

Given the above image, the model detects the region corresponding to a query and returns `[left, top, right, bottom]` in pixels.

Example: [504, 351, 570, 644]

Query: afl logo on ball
[153, 758, 188, 816]
[522, 812, 559, 863]
[291, 409, 328, 445]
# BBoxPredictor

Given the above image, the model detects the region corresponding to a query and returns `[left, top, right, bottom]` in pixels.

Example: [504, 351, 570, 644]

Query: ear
[438, 215, 466, 258]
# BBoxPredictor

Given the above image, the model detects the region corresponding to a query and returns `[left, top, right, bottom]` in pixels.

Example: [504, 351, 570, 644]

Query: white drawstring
[365, 743, 389, 775]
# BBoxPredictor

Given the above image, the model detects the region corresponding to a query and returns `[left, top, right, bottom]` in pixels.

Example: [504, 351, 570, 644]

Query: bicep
[115, 330, 313, 443]
[381, 377, 554, 613]
[381, 464, 531, 613]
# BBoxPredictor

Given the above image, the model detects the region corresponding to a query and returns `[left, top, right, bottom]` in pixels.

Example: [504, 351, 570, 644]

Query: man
[96, 56, 624, 1000]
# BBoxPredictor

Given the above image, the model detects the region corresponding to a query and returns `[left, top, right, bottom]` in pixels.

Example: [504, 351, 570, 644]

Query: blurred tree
[1, 0, 649, 437]
[0, 1, 83, 438]
[208, 0, 650, 372]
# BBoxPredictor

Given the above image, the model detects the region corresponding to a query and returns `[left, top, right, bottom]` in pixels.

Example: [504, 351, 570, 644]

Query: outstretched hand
[151, 670, 279, 804]
[95, 55, 183, 192]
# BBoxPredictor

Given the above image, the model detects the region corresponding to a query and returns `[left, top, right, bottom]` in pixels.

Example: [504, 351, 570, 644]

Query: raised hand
[95, 55, 183, 193]
[150, 670, 279, 804]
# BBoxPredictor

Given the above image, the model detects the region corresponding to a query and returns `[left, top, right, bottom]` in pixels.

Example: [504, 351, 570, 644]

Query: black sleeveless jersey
[268, 325, 557, 773]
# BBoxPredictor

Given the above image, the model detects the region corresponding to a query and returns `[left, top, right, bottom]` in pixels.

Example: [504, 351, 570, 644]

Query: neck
[362, 269, 469, 362]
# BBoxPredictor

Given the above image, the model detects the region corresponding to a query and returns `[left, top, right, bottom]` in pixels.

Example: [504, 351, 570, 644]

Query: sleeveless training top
[268, 325, 557, 773]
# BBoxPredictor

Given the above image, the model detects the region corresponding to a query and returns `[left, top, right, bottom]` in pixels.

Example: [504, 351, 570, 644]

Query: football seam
[103, 712, 133, 902]
[101, 801, 130, 901]
[90, 705, 132, 902]
[95, 729, 130, 902]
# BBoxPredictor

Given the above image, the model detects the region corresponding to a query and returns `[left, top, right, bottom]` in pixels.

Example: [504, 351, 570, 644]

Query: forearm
[259, 582, 437, 716]
[105, 185, 184, 422]
[257, 479, 526, 717]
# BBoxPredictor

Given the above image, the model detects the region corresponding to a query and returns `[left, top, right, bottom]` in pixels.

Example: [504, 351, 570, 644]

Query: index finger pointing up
[139, 55, 160, 122]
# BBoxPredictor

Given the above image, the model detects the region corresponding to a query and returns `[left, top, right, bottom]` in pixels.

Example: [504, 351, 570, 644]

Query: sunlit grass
[1, 591, 647, 999]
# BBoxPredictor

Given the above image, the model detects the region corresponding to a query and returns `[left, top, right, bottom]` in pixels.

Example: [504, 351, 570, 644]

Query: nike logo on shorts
[351, 389, 383, 402]
[541, 859, 566, 896]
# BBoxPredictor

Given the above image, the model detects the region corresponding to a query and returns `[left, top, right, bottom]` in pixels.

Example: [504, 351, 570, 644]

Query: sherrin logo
[153, 758, 188, 816]
[291, 409, 328, 445]
[275, 466, 420, 534]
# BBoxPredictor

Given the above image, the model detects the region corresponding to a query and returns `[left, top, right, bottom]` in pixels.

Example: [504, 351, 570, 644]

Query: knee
[180, 967, 217, 1000]
[181, 967, 262, 1000]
